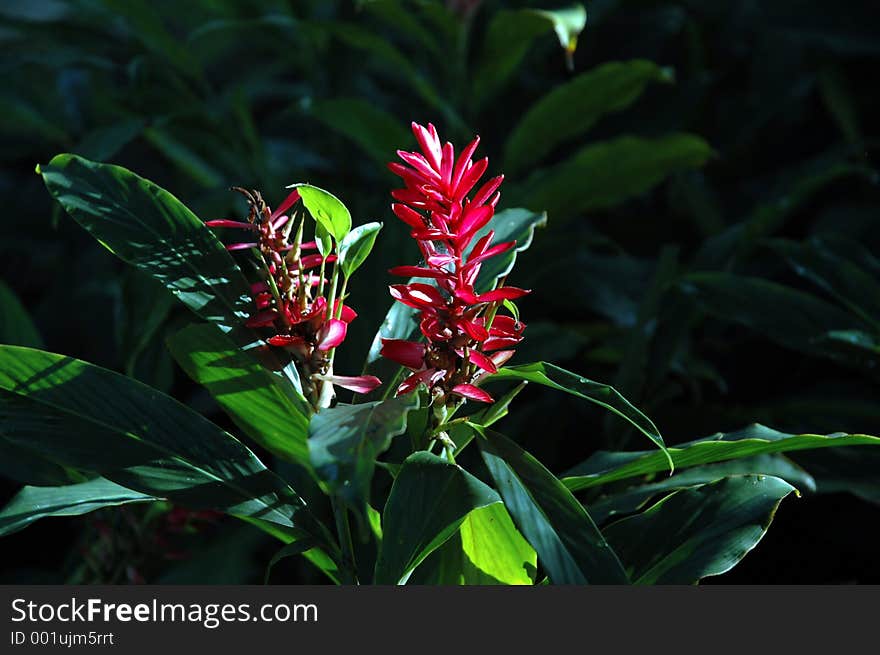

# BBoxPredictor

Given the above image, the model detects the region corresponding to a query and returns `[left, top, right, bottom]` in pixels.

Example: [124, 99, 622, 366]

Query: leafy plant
[2, 120, 878, 585]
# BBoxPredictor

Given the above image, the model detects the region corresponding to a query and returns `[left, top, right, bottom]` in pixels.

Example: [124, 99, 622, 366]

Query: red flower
[381, 122, 529, 403]
[207, 187, 378, 400]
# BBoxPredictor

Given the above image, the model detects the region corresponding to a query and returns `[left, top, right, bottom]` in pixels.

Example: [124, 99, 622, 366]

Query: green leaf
[305, 98, 410, 165]
[0, 477, 155, 537]
[589, 454, 815, 524]
[0, 345, 327, 540]
[142, 126, 224, 188]
[314, 221, 333, 258]
[505, 60, 673, 174]
[291, 184, 352, 242]
[0, 280, 43, 348]
[766, 237, 880, 331]
[0, 434, 82, 487]
[166, 324, 312, 468]
[603, 475, 797, 584]
[338, 222, 383, 279]
[679, 272, 876, 366]
[39, 153, 252, 333]
[363, 208, 546, 395]
[475, 427, 629, 584]
[374, 452, 501, 584]
[487, 362, 670, 467]
[473, 4, 587, 106]
[409, 503, 537, 585]
[515, 134, 712, 221]
[106, 0, 202, 79]
[563, 424, 880, 492]
[308, 394, 420, 512]
[264, 537, 319, 584]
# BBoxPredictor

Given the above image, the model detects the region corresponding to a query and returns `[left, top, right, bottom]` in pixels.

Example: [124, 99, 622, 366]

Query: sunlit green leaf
[564, 424, 880, 492]
[475, 426, 629, 584]
[374, 452, 501, 584]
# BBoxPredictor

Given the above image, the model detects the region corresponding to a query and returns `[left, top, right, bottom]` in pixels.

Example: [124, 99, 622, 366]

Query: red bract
[207, 188, 380, 397]
[381, 122, 529, 404]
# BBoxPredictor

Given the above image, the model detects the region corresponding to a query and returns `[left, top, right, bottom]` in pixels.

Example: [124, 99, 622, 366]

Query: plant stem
[330, 496, 357, 585]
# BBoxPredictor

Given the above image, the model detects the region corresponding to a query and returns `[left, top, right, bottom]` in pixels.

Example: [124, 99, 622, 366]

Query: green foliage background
[1, 0, 878, 583]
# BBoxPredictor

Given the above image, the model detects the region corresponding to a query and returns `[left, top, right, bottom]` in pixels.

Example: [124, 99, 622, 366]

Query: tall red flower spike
[381, 122, 529, 404]
[207, 188, 380, 398]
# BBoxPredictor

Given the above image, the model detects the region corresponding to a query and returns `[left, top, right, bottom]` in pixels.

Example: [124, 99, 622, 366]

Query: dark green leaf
[603, 475, 796, 584]
[0, 434, 82, 487]
[167, 324, 312, 468]
[680, 272, 876, 366]
[476, 427, 629, 584]
[39, 154, 252, 333]
[563, 424, 880, 492]
[766, 237, 880, 330]
[505, 60, 673, 174]
[488, 362, 669, 465]
[308, 394, 420, 511]
[0, 280, 42, 348]
[264, 537, 319, 584]
[515, 134, 712, 220]
[338, 222, 383, 279]
[0, 477, 155, 537]
[589, 454, 815, 524]
[0, 345, 328, 542]
[374, 452, 501, 584]
[305, 98, 410, 165]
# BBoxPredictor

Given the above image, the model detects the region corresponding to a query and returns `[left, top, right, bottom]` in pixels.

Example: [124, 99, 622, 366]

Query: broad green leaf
[167, 324, 312, 468]
[563, 424, 880, 492]
[505, 60, 673, 174]
[363, 208, 546, 395]
[0, 280, 42, 348]
[38, 154, 252, 333]
[766, 237, 880, 330]
[0, 434, 82, 486]
[306, 98, 410, 165]
[589, 454, 815, 524]
[695, 161, 873, 268]
[793, 447, 880, 505]
[338, 222, 383, 279]
[0, 477, 155, 537]
[515, 134, 712, 220]
[0, 345, 328, 542]
[473, 5, 587, 106]
[487, 362, 670, 466]
[291, 183, 352, 241]
[475, 427, 628, 584]
[308, 394, 420, 511]
[374, 452, 501, 584]
[603, 475, 797, 584]
[118, 269, 175, 376]
[680, 272, 876, 366]
[409, 503, 537, 585]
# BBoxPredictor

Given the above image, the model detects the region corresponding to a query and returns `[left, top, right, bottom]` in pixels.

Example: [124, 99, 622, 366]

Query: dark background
[1, 0, 878, 583]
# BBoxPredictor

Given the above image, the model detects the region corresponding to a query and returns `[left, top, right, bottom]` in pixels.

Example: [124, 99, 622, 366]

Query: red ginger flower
[207, 188, 380, 396]
[380, 122, 529, 403]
